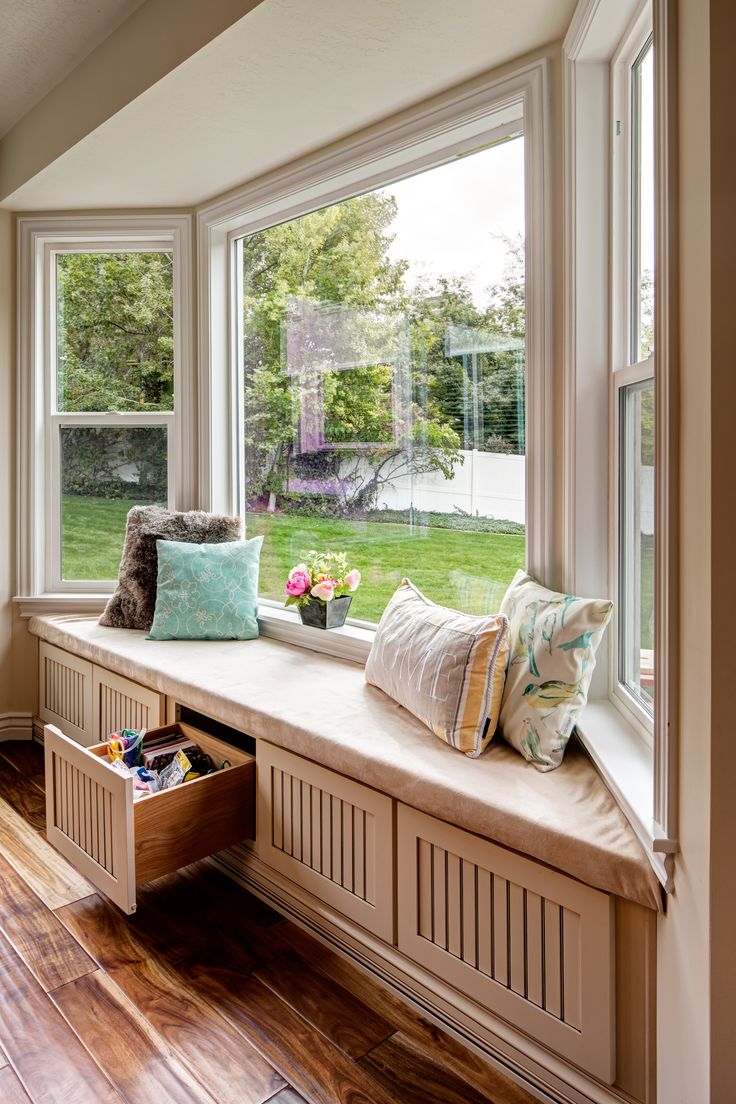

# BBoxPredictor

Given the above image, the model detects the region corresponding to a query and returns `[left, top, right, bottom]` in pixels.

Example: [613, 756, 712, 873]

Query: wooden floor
[0, 739, 539, 1104]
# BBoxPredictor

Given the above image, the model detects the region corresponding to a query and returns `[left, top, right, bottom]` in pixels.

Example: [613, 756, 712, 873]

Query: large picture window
[238, 137, 527, 624]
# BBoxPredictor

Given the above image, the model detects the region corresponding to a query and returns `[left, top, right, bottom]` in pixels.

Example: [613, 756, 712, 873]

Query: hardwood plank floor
[0, 853, 96, 992]
[0, 1064, 33, 1103]
[0, 739, 540, 1104]
[0, 933, 123, 1103]
[254, 950, 396, 1059]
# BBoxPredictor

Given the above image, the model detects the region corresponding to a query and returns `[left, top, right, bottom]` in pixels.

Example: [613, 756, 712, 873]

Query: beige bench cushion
[29, 614, 662, 911]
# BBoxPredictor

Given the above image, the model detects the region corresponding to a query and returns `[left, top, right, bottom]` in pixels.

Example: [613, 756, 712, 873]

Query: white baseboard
[0, 713, 33, 741]
[212, 846, 631, 1104]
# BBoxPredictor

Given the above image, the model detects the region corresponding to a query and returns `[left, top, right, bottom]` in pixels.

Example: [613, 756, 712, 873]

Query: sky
[379, 135, 525, 309]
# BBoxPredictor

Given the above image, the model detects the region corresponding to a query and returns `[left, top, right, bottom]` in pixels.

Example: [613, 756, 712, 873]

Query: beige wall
[0, 211, 37, 721]
[0, 0, 266, 203]
[708, 0, 736, 1096]
[656, 0, 716, 1098]
[0, 209, 13, 712]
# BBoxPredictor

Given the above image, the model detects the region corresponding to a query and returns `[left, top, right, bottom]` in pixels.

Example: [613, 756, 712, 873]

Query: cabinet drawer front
[44, 722, 255, 915]
[256, 742, 394, 942]
[93, 667, 164, 741]
[45, 723, 136, 913]
[397, 805, 614, 1083]
[39, 642, 94, 746]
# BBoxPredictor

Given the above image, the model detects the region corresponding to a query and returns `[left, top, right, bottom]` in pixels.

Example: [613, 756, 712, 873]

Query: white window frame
[563, 0, 679, 889]
[198, 59, 553, 660]
[16, 216, 194, 609]
[610, 8, 655, 738]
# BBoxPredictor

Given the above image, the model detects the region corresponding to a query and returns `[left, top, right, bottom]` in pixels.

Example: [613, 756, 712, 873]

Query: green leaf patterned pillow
[499, 570, 612, 771]
[148, 537, 263, 641]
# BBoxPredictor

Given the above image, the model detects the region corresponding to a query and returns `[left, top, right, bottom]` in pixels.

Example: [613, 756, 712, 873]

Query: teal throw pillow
[148, 537, 263, 641]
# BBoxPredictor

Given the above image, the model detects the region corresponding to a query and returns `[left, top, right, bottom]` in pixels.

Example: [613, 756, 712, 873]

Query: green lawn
[62, 495, 525, 619]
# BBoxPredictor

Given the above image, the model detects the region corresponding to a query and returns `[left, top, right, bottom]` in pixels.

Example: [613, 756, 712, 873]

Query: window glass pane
[56, 252, 174, 412]
[241, 136, 526, 623]
[619, 379, 654, 705]
[632, 39, 654, 362]
[60, 426, 167, 580]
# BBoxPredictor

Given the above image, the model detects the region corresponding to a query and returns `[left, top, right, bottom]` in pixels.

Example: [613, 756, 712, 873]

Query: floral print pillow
[499, 571, 612, 771]
[148, 537, 263, 641]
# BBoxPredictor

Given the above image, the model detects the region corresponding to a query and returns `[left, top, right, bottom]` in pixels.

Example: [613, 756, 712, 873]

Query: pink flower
[286, 569, 311, 597]
[344, 569, 361, 592]
[311, 579, 335, 602]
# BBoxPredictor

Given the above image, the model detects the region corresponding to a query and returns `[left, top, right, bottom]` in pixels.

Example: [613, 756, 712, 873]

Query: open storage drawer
[44, 722, 255, 914]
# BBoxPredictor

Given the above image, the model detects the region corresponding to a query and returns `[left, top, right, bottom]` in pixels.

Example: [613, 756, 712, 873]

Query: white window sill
[575, 700, 676, 891]
[14, 593, 375, 664]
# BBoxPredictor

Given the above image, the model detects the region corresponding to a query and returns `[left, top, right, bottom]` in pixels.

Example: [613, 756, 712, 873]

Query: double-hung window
[612, 18, 655, 732]
[565, 0, 678, 884]
[17, 217, 192, 604]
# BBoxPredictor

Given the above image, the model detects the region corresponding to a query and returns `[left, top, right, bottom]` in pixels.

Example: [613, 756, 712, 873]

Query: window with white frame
[612, 17, 655, 727]
[565, 0, 678, 883]
[236, 136, 528, 625]
[16, 217, 191, 602]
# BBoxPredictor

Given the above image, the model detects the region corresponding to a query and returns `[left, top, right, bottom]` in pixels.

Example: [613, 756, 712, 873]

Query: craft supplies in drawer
[44, 721, 255, 914]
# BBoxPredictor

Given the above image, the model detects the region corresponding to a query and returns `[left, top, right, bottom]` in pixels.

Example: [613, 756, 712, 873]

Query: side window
[614, 31, 655, 720]
[50, 248, 175, 588]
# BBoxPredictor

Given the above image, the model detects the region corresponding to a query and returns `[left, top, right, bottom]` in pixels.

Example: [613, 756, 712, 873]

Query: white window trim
[564, 0, 679, 889]
[609, 4, 655, 739]
[197, 59, 554, 652]
[15, 215, 194, 606]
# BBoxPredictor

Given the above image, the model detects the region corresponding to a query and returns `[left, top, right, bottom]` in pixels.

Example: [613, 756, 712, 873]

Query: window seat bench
[30, 613, 661, 1097]
[30, 613, 660, 913]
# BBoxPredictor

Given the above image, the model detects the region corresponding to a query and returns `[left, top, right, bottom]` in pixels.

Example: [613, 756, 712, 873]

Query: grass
[62, 495, 525, 619]
[61, 496, 145, 581]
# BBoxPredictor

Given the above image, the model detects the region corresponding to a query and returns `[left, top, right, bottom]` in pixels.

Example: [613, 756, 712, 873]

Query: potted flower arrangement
[284, 550, 361, 629]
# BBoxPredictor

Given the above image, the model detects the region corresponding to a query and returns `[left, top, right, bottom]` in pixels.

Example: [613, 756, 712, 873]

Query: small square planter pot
[298, 595, 352, 630]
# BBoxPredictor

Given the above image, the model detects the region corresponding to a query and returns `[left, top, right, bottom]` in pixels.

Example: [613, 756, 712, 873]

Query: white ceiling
[0, 0, 147, 139]
[4, 0, 576, 210]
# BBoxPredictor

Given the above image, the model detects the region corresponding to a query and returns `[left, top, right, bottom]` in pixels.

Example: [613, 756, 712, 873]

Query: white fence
[289, 449, 526, 523]
[375, 449, 526, 524]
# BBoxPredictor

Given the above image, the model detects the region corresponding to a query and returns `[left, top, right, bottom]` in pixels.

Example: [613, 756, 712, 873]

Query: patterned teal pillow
[148, 537, 263, 641]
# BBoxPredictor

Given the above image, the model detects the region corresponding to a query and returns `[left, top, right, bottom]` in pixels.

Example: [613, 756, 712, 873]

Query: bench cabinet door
[93, 666, 164, 742]
[397, 804, 615, 1083]
[39, 642, 94, 746]
[256, 741, 394, 942]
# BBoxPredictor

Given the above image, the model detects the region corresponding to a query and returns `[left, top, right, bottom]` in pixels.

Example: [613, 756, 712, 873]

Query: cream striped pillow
[365, 579, 510, 757]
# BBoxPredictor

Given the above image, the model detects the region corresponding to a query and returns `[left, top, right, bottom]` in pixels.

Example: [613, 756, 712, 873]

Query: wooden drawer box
[44, 722, 255, 914]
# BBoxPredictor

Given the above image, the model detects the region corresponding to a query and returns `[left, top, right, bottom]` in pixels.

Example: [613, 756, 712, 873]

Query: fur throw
[99, 506, 242, 630]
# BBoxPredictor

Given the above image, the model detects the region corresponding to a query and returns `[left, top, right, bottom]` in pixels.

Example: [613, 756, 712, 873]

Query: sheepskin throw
[99, 506, 242, 631]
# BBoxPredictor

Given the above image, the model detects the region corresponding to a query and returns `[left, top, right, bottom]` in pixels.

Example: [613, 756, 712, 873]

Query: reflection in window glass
[619, 380, 654, 705]
[632, 39, 654, 363]
[56, 252, 174, 413]
[60, 426, 167, 580]
[241, 138, 527, 623]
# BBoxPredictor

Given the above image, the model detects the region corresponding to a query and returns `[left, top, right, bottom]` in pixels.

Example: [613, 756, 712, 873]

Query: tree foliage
[242, 199, 526, 512]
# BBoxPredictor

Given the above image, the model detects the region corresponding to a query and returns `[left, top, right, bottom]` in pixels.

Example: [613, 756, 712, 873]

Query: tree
[241, 194, 466, 510]
[57, 252, 174, 412]
[56, 252, 173, 500]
